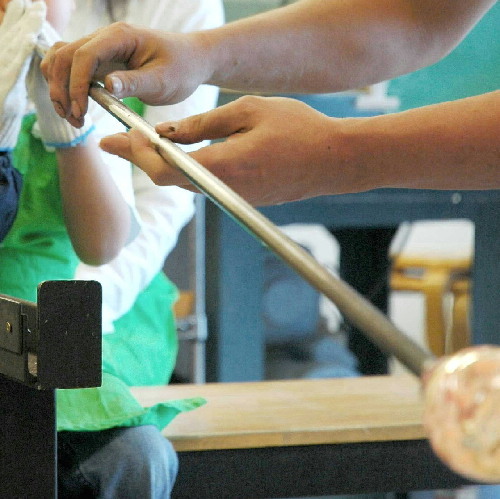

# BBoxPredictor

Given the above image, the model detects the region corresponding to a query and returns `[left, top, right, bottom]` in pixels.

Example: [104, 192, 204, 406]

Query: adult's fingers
[101, 65, 165, 103]
[100, 129, 194, 189]
[43, 24, 147, 127]
[156, 96, 260, 144]
[41, 40, 83, 126]
[41, 38, 92, 126]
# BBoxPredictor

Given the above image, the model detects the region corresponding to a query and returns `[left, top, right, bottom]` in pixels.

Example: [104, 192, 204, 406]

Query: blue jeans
[58, 425, 178, 498]
[0, 151, 22, 242]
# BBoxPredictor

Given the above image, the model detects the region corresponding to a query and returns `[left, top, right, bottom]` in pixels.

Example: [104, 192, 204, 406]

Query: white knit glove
[0, 0, 45, 150]
[28, 21, 95, 149]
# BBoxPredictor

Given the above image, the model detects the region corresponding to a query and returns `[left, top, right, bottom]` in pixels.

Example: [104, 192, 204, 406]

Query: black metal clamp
[0, 280, 102, 389]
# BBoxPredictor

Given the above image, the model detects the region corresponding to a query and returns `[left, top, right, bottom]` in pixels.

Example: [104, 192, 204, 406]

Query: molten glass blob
[423, 346, 500, 483]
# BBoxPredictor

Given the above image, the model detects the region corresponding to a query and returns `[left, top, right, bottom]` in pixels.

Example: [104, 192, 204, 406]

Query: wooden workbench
[132, 375, 475, 498]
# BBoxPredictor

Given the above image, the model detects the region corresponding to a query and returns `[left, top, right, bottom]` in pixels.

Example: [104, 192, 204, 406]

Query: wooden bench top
[132, 375, 474, 497]
[132, 374, 425, 452]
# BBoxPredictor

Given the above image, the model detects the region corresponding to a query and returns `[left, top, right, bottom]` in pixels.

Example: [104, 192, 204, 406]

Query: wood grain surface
[132, 375, 425, 452]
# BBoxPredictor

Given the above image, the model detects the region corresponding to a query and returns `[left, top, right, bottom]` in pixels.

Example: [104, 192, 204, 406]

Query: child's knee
[119, 425, 179, 488]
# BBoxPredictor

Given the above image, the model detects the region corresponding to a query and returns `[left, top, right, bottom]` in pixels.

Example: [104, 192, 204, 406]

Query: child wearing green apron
[0, 0, 222, 496]
[0, 99, 203, 498]
[0, 113, 204, 431]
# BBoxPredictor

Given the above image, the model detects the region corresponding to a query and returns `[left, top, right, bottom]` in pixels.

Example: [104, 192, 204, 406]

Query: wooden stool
[391, 255, 471, 356]
[173, 290, 195, 319]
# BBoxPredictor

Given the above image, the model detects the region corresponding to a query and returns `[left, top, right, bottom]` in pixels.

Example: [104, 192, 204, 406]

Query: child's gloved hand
[28, 21, 95, 150]
[0, 0, 45, 150]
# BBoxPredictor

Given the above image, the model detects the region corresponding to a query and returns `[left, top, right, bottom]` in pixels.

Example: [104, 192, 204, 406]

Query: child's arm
[71, 1, 224, 332]
[55, 140, 136, 265]
[30, 57, 136, 265]
[29, 23, 138, 265]
[74, 169, 196, 333]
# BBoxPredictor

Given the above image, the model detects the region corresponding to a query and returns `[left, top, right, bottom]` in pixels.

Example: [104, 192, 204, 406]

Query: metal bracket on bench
[0, 280, 102, 390]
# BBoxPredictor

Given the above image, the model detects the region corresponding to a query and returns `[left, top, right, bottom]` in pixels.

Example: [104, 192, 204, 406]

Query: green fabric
[58, 270, 200, 432]
[123, 97, 145, 117]
[1, 114, 204, 432]
[103, 272, 179, 387]
[57, 373, 205, 432]
[0, 114, 77, 302]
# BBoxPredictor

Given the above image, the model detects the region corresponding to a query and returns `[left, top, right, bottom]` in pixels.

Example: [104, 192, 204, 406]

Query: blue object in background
[263, 247, 320, 343]
[304, 335, 360, 379]
[310, 335, 359, 372]
[280, 92, 387, 118]
[0, 153, 22, 243]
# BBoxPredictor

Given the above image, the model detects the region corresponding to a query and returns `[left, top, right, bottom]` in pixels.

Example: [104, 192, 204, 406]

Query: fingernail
[71, 100, 81, 120]
[52, 101, 66, 118]
[109, 75, 123, 95]
[157, 122, 178, 134]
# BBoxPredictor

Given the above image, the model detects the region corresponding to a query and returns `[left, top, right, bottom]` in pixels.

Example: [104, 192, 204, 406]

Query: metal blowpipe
[89, 82, 435, 376]
[36, 41, 431, 376]
[37, 45, 500, 484]
[96, 89, 500, 484]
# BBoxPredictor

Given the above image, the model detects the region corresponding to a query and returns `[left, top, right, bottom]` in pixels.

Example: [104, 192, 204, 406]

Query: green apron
[0, 114, 204, 432]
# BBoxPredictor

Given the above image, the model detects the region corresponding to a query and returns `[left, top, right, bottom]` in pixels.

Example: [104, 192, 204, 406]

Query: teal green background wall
[223, 0, 286, 22]
[388, 3, 499, 110]
[223, 1, 498, 111]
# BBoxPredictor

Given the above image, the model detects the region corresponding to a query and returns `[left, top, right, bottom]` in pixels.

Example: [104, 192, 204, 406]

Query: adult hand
[100, 96, 361, 206]
[40, 22, 210, 128]
[0, 0, 45, 149]
[28, 21, 95, 149]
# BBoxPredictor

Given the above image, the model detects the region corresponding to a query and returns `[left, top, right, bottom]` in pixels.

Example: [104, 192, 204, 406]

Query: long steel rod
[88, 82, 433, 376]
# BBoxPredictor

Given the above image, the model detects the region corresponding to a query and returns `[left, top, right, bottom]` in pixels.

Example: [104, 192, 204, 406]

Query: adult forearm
[335, 91, 500, 193]
[97, 91, 498, 206]
[202, 0, 495, 93]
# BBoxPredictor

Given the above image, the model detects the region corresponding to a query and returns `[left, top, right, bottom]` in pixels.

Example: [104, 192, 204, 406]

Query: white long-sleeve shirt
[67, 0, 224, 332]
